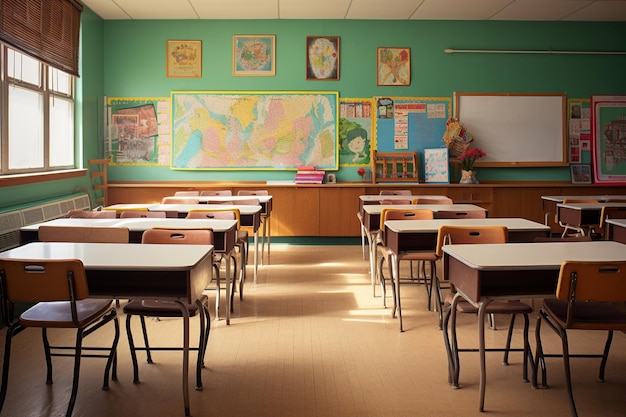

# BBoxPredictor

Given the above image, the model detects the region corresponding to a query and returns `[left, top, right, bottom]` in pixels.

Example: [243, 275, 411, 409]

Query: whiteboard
[455, 93, 567, 167]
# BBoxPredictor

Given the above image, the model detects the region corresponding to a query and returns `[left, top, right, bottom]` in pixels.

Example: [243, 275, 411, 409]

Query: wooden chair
[161, 197, 199, 204]
[120, 211, 166, 218]
[379, 190, 412, 196]
[412, 197, 454, 205]
[200, 190, 232, 196]
[0, 259, 119, 417]
[174, 191, 199, 196]
[376, 208, 436, 329]
[38, 225, 129, 244]
[237, 190, 270, 262]
[66, 209, 116, 219]
[436, 209, 486, 219]
[122, 228, 212, 390]
[186, 209, 243, 305]
[533, 260, 626, 417]
[437, 225, 533, 387]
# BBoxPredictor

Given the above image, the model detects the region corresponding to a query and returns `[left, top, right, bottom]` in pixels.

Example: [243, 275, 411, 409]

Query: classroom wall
[100, 17, 626, 183]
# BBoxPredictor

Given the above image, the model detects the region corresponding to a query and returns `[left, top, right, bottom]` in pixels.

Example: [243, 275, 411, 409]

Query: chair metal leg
[0, 327, 17, 413]
[559, 328, 580, 417]
[42, 328, 53, 384]
[442, 303, 455, 385]
[599, 330, 613, 382]
[66, 330, 84, 417]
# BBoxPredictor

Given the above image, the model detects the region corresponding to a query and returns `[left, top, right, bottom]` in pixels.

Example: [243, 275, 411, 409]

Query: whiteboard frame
[454, 92, 567, 167]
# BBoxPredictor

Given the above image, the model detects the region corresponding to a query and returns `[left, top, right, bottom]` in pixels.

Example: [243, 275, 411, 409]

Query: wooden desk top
[359, 194, 447, 202]
[557, 202, 626, 211]
[541, 195, 626, 203]
[167, 195, 272, 203]
[363, 204, 486, 215]
[21, 217, 238, 233]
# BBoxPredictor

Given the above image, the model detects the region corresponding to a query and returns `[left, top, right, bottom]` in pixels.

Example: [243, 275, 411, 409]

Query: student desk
[362, 204, 488, 292]
[606, 218, 626, 243]
[541, 195, 626, 225]
[556, 202, 626, 236]
[383, 218, 551, 331]
[0, 241, 214, 417]
[107, 203, 262, 283]
[358, 194, 449, 216]
[165, 195, 273, 264]
[442, 241, 626, 413]
[20, 217, 238, 324]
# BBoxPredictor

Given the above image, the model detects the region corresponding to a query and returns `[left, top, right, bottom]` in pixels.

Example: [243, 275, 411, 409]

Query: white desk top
[21, 218, 238, 233]
[0, 242, 213, 271]
[443, 241, 626, 271]
[607, 218, 626, 227]
[359, 194, 448, 202]
[556, 202, 626, 211]
[148, 204, 262, 214]
[542, 195, 626, 203]
[363, 204, 486, 215]
[385, 218, 549, 233]
[167, 195, 272, 203]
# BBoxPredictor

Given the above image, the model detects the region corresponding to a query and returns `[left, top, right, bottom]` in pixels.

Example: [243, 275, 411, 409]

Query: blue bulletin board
[375, 96, 451, 180]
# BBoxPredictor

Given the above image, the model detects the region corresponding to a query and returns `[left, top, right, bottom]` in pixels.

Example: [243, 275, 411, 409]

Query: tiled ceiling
[81, 0, 626, 21]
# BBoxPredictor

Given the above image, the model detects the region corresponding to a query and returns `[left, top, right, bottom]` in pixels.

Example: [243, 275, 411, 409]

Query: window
[1, 45, 75, 174]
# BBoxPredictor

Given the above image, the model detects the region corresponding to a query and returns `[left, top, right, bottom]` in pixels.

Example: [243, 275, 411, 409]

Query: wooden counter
[107, 181, 626, 237]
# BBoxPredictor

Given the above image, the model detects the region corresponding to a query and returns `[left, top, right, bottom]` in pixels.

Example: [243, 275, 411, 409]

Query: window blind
[0, 0, 82, 76]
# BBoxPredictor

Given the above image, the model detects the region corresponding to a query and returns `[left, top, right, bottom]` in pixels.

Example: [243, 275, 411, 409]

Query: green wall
[100, 18, 626, 183]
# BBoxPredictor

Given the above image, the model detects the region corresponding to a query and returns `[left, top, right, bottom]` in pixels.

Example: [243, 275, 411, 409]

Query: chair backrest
[141, 228, 214, 246]
[412, 197, 454, 205]
[186, 208, 240, 227]
[0, 258, 89, 303]
[380, 199, 411, 205]
[556, 261, 626, 308]
[379, 208, 433, 234]
[600, 205, 626, 230]
[237, 190, 268, 196]
[200, 190, 232, 196]
[436, 225, 508, 256]
[67, 209, 116, 219]
[162, 197, 199, 204]
[174, 191, 200, 196]
[436, 210, 486, 219]
[38, 225, 129, 243]
[236, 198, 261, 206]
[120, 211, 166, 218]
[379, 190, 412, 196]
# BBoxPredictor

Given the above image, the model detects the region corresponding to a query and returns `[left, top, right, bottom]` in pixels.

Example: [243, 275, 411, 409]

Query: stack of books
[294, 166, 325, 184]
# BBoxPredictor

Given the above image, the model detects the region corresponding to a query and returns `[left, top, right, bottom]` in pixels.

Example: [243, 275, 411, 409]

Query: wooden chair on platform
[437, 225, 533, 388]
[0, 258, 119, 417]
[533, 260, 626, 417]
[122, 228, 212, 390]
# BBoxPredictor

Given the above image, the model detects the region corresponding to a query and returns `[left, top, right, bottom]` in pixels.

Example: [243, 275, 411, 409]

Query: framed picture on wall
[570, 164, 592, 184]
[376, 47, 410, 86]
[306, 36, 340, 80]
[591, 95, 626, 184]
[166, 40, 202, 78]
[233, 35, 276, 76]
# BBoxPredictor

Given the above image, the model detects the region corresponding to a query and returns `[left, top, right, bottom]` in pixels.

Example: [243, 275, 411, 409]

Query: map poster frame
[170, 90, 339, 170]
[591, 95, 626, 185]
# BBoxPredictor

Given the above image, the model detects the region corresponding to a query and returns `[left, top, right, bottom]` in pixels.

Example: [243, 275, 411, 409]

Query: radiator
[0, 193, 91, 252]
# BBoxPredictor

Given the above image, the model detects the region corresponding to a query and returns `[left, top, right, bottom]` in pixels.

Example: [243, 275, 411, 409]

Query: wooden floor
[1, 244, 626, 417]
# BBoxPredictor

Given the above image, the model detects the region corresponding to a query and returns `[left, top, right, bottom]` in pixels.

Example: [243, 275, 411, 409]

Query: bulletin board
[106, 97, 171, 166]
[454, 92, 567, 167]
[374, 96, 451, 180]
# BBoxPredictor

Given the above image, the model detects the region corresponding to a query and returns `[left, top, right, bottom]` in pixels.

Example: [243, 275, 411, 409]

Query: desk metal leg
[393, 255, 404, 332]
[366, 231, 378, 297]
[175, 301, 191, 416]
[225, 251, 231, 325]
[254, 230, 259, 283]
[478, 301, 488, 412]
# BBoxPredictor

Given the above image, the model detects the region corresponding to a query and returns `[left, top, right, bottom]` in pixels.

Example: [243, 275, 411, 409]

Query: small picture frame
[327, 173, 336, 184]
[377, 47, 410, 86]
[570, 164, 592, 184]
[424, 148, 450, 183]
[166, 40, 202, 78]
[306, 36, 340, 80]
[233, 35, 276, 76]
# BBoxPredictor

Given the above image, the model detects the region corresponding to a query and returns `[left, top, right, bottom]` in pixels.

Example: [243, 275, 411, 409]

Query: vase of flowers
[458, 147, 486, 184]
